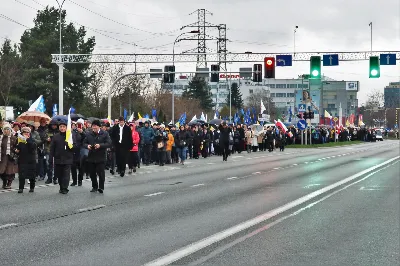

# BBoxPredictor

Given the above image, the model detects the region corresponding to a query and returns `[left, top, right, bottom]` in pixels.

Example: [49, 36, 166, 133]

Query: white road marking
[292, 164, 298, 166]
[78, 205, 106, 213]
[273, 168, 280, 170]
[252, 172, 261, 175]
[332, 156, 336, 158]
[232, 156, 243, 158]
[191, 184, 205, 187]
[304, 162, 309, 164]
[303, 184, 321, 189]
[0, 223, 18, 229]
[359, 186, 381, 191]
[144, 192, 165, 197]
[143, 156, 400, 266]
[227, 177, 238, 180]
[207, 163, 215, 165]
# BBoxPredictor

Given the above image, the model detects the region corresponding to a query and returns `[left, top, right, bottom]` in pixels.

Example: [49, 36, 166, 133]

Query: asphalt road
[0, 141, 399, 266]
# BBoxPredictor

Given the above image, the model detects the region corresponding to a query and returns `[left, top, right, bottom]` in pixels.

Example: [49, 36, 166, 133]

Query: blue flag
[151, 108, 157, 119]
[288, 106, 293, 123]
[123, 109, 128, 120]
[144, 114, 149, 119]
[179, 113, 187, 125]
[37, 96, 46, 113]
[52, 104, 58, 117]
[70, 106, 76, 114]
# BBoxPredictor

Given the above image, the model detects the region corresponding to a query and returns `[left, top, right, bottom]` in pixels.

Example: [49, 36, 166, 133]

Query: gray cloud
[1, 0, 399, 104]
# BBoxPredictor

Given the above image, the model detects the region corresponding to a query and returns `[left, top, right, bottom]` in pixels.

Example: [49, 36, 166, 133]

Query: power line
[67, 0, 179, 36]
[0, 13, 29, 28]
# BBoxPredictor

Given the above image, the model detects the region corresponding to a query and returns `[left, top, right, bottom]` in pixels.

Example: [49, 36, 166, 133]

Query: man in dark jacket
[219, 121, 231, 161]
[111, 117, 132, 177]
[71, 122, 85, 186]
[50, 120, 74, 194]
[83, 120, 112, 193]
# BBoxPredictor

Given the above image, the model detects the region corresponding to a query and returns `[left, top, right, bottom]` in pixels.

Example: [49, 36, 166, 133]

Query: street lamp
[171, 30, 199, 124]
[294, 26, 299, 56]
[56, 0, 66, 115]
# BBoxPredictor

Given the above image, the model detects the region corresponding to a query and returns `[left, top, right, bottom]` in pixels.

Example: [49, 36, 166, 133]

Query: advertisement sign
[295, 90, 320, 114]
[346, 81, 359, 91]
[220, 74, 241, 79]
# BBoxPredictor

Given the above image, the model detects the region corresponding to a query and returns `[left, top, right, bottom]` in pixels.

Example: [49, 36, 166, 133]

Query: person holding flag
[50, 113, 75, 194]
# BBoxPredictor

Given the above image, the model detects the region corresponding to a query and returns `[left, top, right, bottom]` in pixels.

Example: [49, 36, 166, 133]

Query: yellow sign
[333, 117, 338, 122]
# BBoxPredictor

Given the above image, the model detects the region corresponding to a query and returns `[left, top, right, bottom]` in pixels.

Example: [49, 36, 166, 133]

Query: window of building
[276, 84, 286, 88]
[287, 93, 295, 97]
[289, 84, 297, 88]
[328, 104, 335, 108]
[268, 84, 275, 88]
[276, 93, 286, 97]
[270, 93, 275, 97]
[298, 84, 308, 89]
[349, 95, 354, 99]
[249, 89, 254, 94]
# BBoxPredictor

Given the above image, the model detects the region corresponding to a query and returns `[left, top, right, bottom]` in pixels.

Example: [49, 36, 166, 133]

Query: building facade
[384, 82, 400, 108]
[165, 74, 359, 123]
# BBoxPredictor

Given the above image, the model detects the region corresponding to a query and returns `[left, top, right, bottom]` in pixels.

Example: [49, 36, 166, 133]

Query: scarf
[0, 135, 11, 161]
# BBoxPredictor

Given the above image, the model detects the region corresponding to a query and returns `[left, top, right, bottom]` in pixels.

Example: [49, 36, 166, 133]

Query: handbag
[157, 142, 164, 149]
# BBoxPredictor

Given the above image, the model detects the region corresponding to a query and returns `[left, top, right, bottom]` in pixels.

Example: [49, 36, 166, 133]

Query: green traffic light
[309, 56, 321, 79]
[369, 56, 380, 78]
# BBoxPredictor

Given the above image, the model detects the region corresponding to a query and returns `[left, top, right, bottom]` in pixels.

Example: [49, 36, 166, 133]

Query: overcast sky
[1, 0, 399, 104]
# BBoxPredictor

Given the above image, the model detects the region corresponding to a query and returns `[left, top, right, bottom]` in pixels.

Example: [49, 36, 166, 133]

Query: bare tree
[245, 88, 276, 116]
[365, 89, 384, 108]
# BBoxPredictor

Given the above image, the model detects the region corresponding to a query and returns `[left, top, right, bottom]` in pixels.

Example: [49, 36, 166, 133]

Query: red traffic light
[264, 57, 275, 78]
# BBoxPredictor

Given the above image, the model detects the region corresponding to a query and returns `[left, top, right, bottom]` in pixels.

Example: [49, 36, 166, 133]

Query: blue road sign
[323, 54, 339, 66]
[297, 119, 306, 130]
[298, 104, 306, 113]
[380, 54, 396, 65]
[276, 55, 292, 66]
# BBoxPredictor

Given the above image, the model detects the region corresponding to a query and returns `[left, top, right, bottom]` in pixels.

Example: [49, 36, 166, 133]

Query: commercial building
[384, 82, 400, 108]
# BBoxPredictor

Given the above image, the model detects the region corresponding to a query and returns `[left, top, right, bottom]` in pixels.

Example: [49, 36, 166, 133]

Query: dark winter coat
[218, 126, 231, 144]
[83, 130, 112, 163]
[50, 132, 74, 165]
[17, 137, 37, 179]
[111, 124, 133, 150]
[141, 126, 155, 145]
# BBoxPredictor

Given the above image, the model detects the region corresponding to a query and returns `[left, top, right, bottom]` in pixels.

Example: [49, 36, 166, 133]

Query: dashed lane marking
[0, 223, 18, 229]
[78, 205, 106, 213]
[227, 177, 238, 180]
[144, 192, 165, 197]
[191, 184, 205, 187]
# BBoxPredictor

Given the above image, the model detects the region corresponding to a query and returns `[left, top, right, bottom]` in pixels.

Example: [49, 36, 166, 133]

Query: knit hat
[92, 120, 102, 127]
[2, 123, 12, 131]
[77, 118, 84, 124]
[21, 127, 31, 133]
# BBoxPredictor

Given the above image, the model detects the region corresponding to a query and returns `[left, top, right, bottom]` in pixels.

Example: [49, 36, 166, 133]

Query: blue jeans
[176, 147, 188, 162]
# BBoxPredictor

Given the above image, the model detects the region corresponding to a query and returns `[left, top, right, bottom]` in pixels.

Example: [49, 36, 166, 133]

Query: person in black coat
[111, 117, 133, 177]
[50, 121, 74, 194]
[15, 127, 37, 193]
[218, 121, 231, 161]
[71, 123, 85, 186]
[83, 120, 112, 193]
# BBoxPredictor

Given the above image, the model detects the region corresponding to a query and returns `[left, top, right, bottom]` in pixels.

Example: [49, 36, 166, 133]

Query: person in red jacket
[128, 123, 140, 173]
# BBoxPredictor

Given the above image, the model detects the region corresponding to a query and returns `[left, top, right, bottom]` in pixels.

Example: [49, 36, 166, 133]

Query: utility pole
[56, 0, 65, 115]
[369, 22, 373, 52]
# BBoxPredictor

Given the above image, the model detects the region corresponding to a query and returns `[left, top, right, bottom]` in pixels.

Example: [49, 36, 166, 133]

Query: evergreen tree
[226, 82, 243, 110]
[182, 76, 214, 111]
[19, 6, 96, 112]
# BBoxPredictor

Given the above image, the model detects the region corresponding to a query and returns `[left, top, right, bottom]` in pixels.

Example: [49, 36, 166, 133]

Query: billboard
[295, 90, 320, 114]
[346, 81, 359, 91]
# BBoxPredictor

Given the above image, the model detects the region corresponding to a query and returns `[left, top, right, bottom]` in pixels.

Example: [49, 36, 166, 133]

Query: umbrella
[17, 111, 51, 124]
[86, 117, 100, 123]
[208, 118, 223, 125]
[70, 113, 85, 121]
[188, 119, 206, 126]
[50, 115, 68, 125]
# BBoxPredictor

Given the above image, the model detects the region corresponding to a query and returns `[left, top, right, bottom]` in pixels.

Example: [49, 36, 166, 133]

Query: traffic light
[310, 56, 321, 79]
[163, 65, 175, 83]
[304, 112, 309, 119]
[264, 57, 275, 78]
[369, 56, 380, 78]
[210, 64, 220, 82]
[253, 64, 262, 82]
[309, 111, 315, 119]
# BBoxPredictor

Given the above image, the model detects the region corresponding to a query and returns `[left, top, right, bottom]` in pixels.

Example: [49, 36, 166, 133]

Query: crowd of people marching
[0, 116, 389, 194]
